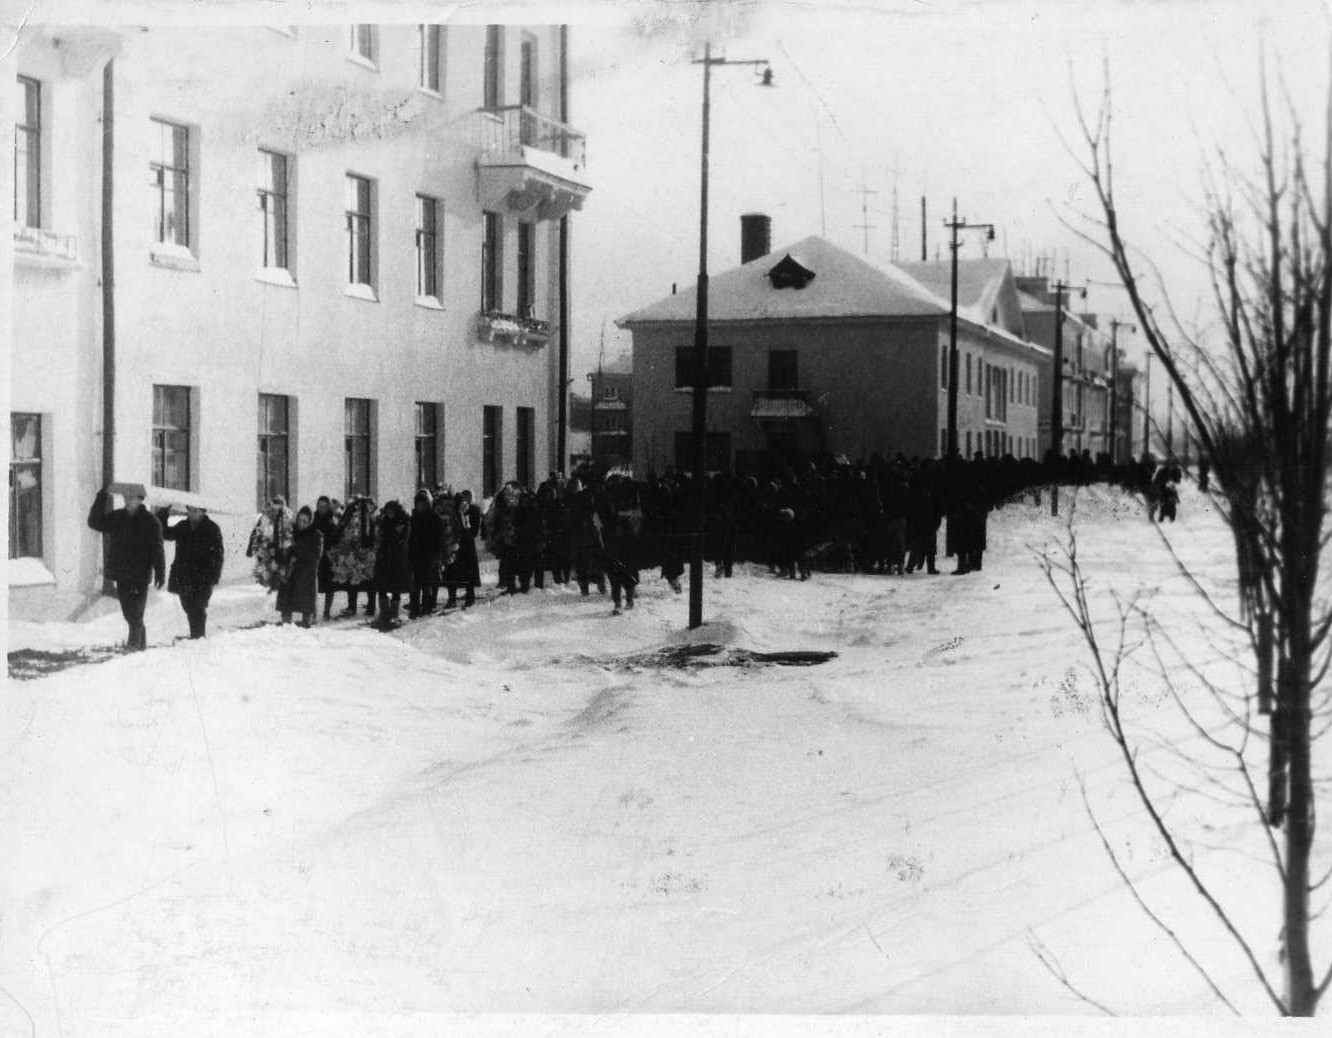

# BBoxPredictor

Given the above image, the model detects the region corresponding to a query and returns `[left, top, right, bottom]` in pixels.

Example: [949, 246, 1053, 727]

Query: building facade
[588, 354, 632, 471]
[1016, 277, 1114, 459]
[8, 24, 589, 609]
[619, 228, 1048, 478]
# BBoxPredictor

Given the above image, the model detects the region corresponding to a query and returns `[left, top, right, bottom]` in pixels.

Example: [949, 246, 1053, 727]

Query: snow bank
[0, 483, 1305, 1032]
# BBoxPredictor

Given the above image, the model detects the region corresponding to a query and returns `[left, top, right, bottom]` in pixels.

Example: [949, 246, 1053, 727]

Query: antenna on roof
[890, 162, 900, 262]
[854, 169, 878, 256]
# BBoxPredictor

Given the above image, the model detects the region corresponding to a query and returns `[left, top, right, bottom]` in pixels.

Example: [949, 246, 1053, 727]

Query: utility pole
[688, 43, 771, 631]
[1107, 318, 1136, 465]
[920, 196, 927, 261]
[1141, 352, 1152, 461]
[890, 164, 900, 262]
[854, 173, 878, 255]
[1049, 278, 1085, 517]
[944, 199, 995, 459]
[1166, 381, 1175, 460]
[556, 25, 570, 476]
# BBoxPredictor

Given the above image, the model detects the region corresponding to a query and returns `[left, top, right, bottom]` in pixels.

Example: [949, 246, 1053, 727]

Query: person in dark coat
[158, 504, 224, 638]
[905, 465, 941, 575]
[87, 485, 165, 651]
[536, 475, 569, 587]
[444, 490, 481, 608]
[598, 479, 643, 613]
[373, 499, 412, 628]
[408, 489, 444, 618]
[276, 506, 323, 627]
[311, 495, 341, 620]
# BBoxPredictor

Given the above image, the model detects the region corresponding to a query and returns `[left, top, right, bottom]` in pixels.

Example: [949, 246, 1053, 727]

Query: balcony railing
[476, 307, 549, 348]
[751, 388, 817, 420]
[14, 224, 78, 265]
[480, 105, 587, 169]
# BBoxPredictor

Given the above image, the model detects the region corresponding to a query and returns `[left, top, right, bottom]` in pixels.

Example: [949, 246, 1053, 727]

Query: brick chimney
[740, 213, 771, 264]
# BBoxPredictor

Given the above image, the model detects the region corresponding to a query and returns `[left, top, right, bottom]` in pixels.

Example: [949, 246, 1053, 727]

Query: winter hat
[297, 505, 313, 520]
[415, 488, 433, 506]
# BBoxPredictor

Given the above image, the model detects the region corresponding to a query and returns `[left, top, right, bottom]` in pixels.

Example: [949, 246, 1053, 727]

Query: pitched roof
[894, 258, 1011, 315]
[617, 236, 948, 325]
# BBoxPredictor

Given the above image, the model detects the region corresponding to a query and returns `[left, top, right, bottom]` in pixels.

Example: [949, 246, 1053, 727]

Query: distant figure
[277, 505, 323, 627]
[373, 499, 412, 629]
[159, 503, 224, 638]
[87, 485, 165, 651]
[311, 495, 341, 621]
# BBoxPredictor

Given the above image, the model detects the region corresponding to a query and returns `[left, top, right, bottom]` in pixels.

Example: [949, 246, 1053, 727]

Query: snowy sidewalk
[2, 485, 1286, 1032]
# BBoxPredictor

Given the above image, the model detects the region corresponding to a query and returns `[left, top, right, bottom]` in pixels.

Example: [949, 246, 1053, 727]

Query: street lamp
[687, 42, 772, 630]
[944, 199, 994, 459]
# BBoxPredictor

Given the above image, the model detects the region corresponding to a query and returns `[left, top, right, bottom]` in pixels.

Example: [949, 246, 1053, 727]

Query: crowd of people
[85, 447, 1188, 648]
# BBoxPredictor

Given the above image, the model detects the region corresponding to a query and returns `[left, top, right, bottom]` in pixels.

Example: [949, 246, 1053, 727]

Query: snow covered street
[1, 486, 1307, 1032]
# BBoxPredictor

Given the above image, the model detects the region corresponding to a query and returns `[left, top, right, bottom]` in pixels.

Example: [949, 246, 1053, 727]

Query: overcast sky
[564, 0, 1329, 380]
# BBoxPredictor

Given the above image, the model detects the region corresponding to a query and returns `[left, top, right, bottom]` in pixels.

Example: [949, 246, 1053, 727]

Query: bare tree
[1051, 57, 1332, 1016]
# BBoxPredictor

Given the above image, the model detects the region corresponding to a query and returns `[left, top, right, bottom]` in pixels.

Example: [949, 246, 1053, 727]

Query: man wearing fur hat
[87, 484, 165, 651]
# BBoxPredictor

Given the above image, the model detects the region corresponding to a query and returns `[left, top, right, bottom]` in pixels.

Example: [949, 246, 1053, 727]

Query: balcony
[476, 307, 550, 349]
[751, 388, 818, 421]
[14, 225, 79, 271]
[477, 105, 591, 221]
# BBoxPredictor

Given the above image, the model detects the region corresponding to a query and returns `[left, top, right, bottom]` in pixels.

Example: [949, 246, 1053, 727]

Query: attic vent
[767, 254, 816, 290]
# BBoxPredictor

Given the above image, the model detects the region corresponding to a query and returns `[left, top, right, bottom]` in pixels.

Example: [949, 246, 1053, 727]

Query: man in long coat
[87, 485, 165, 650]
[159, 503, 224, 638]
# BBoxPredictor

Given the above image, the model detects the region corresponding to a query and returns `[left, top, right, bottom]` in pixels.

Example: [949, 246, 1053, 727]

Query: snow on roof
[618, 236, 948, 325]
[894, 258, 1010, 316]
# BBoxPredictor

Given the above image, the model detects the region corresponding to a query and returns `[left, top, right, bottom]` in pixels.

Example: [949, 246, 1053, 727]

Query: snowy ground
[2, 485, 1323, 1035]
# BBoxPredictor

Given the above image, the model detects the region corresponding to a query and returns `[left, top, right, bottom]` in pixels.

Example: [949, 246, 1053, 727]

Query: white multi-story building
[7, 24, 590, 612]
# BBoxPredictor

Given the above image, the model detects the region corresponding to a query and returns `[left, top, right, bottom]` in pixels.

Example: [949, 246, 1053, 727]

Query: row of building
[609, 215, 1142, 479]
[8, 23, 590, 613]
[6, 24, 1143, 612]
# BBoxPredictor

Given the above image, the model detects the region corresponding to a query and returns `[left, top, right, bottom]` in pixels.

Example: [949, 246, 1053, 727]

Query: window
[965, 354, 972, 396]
[257, 394, 290, 509]
[483, 25, 503, 110]
[350, 25, 378, 65]
[415, 402, 439, 489]
[516, 406, 534, 487]
[481, 210, 501, 311]
[9, 413, 42, 559]
[152, 385, 192, 490]
[1010, 367, 1016, 403]
[769, 349, 799, 391]
[419, 25, 443, 92]
[483, 405, 502, 497]
[674, 346, 732, 389]
[940, 428, 947, 457]
[673, 431, 731, 476]
[14, 77, 40, 228]
[965, 430, 972, 456]
[984, 363, 991, 419]
[940, 345, 948, 390]
[150, 119, 191, 247]
[516, 220, 535, 317]
[346, 174, 373, 287]
[258, 150, 290, 270]
[345, 398, 372, 499]
[416, 194, 440, 299]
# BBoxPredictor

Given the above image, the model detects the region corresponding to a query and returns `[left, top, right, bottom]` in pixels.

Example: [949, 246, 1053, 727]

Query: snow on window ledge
[149, 243, 201, 272]
[414, 295, 445, 311]
[346, 52, 379, 72]
[344, 282, 379, 303]
[7, 557, 55, 587]
[256, 267, 298, 289]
